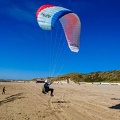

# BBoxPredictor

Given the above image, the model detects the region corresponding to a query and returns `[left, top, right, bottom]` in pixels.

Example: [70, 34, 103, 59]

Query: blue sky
[0, 0, 120, 79]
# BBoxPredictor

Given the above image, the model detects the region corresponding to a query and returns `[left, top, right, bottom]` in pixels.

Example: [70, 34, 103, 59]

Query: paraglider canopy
[36, 4, 81, 52]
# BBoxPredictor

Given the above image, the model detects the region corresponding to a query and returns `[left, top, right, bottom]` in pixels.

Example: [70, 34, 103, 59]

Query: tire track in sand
[48, 92, 73, 120]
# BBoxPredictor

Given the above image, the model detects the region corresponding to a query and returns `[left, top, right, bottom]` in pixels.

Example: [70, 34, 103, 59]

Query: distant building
[36, 78, 45, 83]
[36, 80, 45, 83]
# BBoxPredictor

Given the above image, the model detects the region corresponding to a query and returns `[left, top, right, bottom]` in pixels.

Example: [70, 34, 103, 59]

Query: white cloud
[8, 7, 34, 23]
[0, 0, 37, 24]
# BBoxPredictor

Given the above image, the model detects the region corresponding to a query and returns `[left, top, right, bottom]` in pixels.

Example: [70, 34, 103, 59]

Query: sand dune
[0, 82, 120, 120]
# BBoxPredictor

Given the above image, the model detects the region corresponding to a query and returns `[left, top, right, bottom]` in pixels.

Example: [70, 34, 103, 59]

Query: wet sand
[0, 82, 120, 120]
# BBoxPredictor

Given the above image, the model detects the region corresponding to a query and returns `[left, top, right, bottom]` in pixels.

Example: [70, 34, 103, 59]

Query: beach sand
[0, 82, 120, 120]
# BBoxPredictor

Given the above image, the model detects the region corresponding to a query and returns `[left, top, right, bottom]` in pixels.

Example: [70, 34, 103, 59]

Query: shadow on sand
[52, 100, 70, 104]
[111, 98, 120, 100]
[109, 104, 120, 109]
[0, 93, 25, 106]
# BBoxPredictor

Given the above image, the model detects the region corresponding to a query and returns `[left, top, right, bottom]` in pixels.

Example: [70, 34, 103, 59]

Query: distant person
[42, 80, 54, 96]
[2, 87, 6, 94]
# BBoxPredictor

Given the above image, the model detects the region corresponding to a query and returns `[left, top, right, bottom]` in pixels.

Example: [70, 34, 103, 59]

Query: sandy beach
[0, 82, 120, 120]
